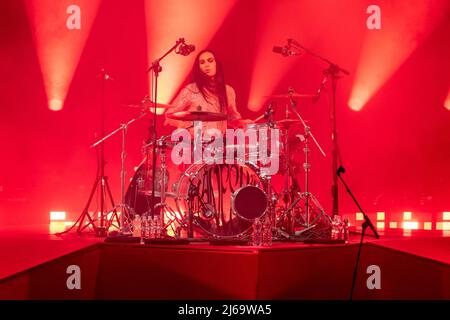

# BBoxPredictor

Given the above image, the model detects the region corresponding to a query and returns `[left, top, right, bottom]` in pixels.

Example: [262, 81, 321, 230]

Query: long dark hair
[192, 49, 228, 112]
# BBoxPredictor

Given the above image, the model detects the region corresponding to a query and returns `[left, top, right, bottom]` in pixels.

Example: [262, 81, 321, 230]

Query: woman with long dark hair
[166, 49, 250, 131]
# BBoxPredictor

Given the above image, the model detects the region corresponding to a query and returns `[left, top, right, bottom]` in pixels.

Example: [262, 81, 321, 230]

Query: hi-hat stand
[150, 136, 182, 237]
[277, 88, 331, 238]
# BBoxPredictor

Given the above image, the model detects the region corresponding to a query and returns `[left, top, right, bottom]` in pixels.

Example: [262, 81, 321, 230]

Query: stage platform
[0, 226, 449, 300]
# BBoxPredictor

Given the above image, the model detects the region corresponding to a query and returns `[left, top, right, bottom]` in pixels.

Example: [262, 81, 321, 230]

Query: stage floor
[0, 225, 449, 299]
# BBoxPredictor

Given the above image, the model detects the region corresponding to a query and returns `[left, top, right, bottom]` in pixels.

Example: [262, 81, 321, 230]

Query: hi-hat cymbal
[264, 93, 316, 99]
[166, 111, 227, 122]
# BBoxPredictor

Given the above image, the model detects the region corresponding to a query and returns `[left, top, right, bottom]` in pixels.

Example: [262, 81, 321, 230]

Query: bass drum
[174, 161, 268, 239]
[125, 156, 174, 218]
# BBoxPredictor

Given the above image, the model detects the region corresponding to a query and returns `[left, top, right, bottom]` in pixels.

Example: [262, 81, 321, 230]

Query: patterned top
[165, 83, 242, 132]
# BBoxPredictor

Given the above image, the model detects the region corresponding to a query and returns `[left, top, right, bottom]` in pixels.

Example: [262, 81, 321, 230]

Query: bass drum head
[174, 161, 267, 239]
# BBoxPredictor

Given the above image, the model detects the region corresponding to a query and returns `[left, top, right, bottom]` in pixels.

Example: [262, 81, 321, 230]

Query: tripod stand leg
[103, 177, 121, 230]
[277, 194, 302, 223]
[76, 176, 101, 234]
[307, 193, 332, 225]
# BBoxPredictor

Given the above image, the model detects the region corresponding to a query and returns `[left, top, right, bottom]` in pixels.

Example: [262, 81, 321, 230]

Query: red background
[1, 0, 449, 226]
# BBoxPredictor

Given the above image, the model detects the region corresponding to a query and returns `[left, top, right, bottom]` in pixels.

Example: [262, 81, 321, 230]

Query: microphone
[263, 102, 274, 120]
[273, 46, 298, 57]
[312, 76, 328, 104]
[295, 134, 305, 142]
[178, 43, 196, 56]
[337, 166, 345, 176]
[287, 87, 297, 107]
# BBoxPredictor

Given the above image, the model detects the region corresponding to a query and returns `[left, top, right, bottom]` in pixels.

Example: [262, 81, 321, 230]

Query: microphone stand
[336, 167, 379, 300]
[146, 38, 186, 225]
[288, 38, 349, 217]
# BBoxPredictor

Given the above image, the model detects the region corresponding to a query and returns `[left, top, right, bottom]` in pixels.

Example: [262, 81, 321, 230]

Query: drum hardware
[151, 136, 182, 238]
[165, 174, 211, 239]
[97, 110, 151, 235]
[275, 87, 331, 238]
[132, 133, 188, 239]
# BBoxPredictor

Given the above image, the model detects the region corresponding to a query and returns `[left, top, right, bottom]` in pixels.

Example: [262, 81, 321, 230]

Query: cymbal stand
[93, 110, 149, 234]
[272, 102, 297, 234]
[281, 89, 331, 236]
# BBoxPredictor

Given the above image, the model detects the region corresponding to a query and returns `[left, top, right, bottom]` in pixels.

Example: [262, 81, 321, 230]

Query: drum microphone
[312, 76, 328, 104]
[202, 203, 216, 220]
[337, 166, 346, 176]
[273, 46, 298, 57]
[264, 102, 274, 119]
[287, 87, 297, 107]
[178, 43, 196, 56]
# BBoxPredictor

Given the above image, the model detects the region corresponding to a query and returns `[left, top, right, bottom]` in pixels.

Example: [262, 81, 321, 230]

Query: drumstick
[253, 114, 265, 123]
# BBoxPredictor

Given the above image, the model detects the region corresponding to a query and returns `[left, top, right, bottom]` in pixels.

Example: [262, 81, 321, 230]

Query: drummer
[165, 49, 252, 132]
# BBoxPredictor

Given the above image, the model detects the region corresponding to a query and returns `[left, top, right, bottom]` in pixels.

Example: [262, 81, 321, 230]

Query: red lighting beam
[26, 0, 100, 111]
[444, 88, 450, 111]
[349, 0, 450, 112]
[144, 0, 236, 114]
[248, 0, 344, 112]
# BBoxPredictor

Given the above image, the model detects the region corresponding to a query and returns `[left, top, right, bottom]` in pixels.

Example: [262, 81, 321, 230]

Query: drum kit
[112, 89, 332, 242]
[62, 38, 344, 242]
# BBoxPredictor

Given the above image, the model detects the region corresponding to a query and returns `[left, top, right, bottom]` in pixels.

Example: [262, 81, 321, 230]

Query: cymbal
[275, 119, 301, 128]
[265, 93, 316, 99]
[166, 111, 227, 122]
[123, 100, 176, 110]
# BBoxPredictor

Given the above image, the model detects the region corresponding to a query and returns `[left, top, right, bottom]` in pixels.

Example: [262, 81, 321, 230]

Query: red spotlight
[144, 0, 236, 111]
[349, 1, 449, 111]
[248, 1, 317, 112]
[348, 96, 364, 112]
[25, 0, 101, 111]
[444, 89, 450, 111]
[248, 0, 353, 112]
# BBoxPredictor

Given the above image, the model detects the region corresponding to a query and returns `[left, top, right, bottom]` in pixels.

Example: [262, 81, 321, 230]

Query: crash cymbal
[275, 119, 302, 128]
[166, 111, 227, 122]
[122, 101, 176, 109]
[264, 93, 316, 99]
